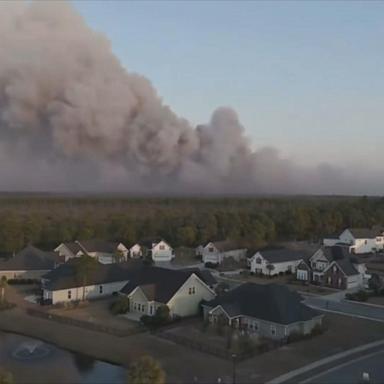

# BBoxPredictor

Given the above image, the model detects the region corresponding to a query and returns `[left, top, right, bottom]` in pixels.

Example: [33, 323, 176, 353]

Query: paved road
[303, 349, 384, 384]
[304, 296, 384, 322]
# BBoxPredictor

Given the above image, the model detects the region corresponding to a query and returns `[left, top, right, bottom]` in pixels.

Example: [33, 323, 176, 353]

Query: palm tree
[74, 255, 98, 301]
[0, 276, 8, 304]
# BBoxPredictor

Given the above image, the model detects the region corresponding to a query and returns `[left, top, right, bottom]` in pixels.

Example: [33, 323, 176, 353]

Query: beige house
[0, 245, 60, 280]
[140, 238, 174, 263]
[121, 267, 216, 318]
[201, 240, 247, 265]
[54, 240, 129, 264]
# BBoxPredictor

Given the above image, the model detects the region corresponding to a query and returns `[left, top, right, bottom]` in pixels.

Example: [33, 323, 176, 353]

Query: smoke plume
[0, 1, 380, 195]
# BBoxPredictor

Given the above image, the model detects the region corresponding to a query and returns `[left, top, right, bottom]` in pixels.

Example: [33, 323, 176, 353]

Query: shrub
[110, 296, 130, 315]
[346, 290, 369, 302]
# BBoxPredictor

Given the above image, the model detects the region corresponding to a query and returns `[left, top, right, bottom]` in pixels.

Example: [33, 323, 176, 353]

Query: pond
[0, 331, 125, 384]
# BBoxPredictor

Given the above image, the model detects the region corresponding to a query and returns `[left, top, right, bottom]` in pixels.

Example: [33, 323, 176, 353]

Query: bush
[140, 305, 171, 329]
[110, 296, 130, 315]
[205, 262, 219, 269]
[346, 290, 369, 302]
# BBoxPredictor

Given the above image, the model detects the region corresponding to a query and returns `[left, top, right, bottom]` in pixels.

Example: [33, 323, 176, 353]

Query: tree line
[0, 194, 383, 254]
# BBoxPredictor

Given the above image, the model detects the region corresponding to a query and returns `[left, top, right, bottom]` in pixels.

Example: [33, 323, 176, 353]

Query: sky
[71, 0, 383, 172]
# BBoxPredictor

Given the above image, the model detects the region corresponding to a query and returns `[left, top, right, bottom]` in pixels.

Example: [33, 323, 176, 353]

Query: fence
[26, 308, 144, 337]
[156, 331, 275, 362]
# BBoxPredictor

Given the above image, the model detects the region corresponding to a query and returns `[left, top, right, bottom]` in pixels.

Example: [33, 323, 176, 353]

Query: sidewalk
[267, 339, 384, 384]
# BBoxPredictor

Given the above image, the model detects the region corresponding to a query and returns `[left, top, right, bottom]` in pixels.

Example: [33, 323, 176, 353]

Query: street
[303, 349, 384, 384]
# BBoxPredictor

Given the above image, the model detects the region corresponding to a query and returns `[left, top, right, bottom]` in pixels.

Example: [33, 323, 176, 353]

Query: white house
[54, 240, 129, 264]
[121, 267, 216, 318]
[323, 227, 384, 254]
[201, 241, 247, 265]
[140, 238, 174, 263]
[0, 245, 60, 280]
[127, 243, 142, 258]
[249, 249, 305, 276]
[41, 260, 142, 304]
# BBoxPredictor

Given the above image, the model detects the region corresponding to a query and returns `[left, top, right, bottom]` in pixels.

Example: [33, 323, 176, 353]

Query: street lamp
[232, 353, 237, 384]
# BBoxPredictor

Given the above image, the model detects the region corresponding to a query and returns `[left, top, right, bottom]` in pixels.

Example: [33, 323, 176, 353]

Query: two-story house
[200, 240, 247, 265]
[296, 245, 369, 289]
[323, 227, 384, 254]
[140, 238, 174, 263]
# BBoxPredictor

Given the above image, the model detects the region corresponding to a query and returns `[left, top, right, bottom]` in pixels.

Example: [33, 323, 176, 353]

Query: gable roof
[256, 248, 306, 263]
[43, 259, 143, 290]
[60, 242, 83, 255]
[208, 240, 244, 252]
[347, 227, 384, 239]
[0, 245, 59, 271]
[139, 237, 165, 248]
[77, 240, 120, 254]
[179, 268, 217, 286]
[203, 283, 320, 325]
[121, 267, 209, 303]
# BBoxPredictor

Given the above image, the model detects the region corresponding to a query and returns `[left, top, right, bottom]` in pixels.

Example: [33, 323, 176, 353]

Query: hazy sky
[72, 0, 383, 172]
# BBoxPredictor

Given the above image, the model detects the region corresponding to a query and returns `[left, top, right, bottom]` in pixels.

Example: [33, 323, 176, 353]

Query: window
[142, 305, 145, 312]
[333, 266, 337, 273]
[150, 306, 153, 315]
[134, 303, 137, 310]
[159, 245, 165, 250]
[189, 287, 196, 295]
[270, 325, 276, 336]
[67, 290, 72, 299]
[253, 321, 259, 331]
[338, 278, 342, 287]
[99, 285, 103, 294]
[365, 240, 368, 245]
[256, 257, 262, 264]
[328, 276, 332, 285]
[209, 247, 214, 252]
[138, 304, 141, 311]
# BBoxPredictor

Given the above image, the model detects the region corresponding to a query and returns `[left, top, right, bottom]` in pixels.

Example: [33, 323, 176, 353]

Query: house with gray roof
[323, 227, 384, 254]
[42, 259, 143, 304]
[249, 248, 307, 276]
[202, 283, 323, 340]
[0, 245, 60, 280]
[297, 245, 369, 289]
[54, 240, 129, 264]
[121, 267, 216, 318]
[200, 240, 247, 265]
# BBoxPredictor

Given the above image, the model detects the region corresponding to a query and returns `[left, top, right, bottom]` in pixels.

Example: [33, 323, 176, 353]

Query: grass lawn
[49, 297, 139, 331]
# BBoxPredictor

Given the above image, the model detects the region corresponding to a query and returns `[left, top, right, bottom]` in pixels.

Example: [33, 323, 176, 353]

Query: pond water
[0, 331, 125, 384]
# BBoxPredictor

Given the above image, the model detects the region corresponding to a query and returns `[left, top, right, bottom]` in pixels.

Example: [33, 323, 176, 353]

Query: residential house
[201, 240, 247, 265]
[127, 243, 142, 258]
[249, 248, 306, 276]
[202, 283, 323, 340]
[140, 238, 174, 263]
[121, 267, 216, 318]
[54, 240, 129, 264]
[323, 227, 384, 254]
[297, 246, 369, 289]
[0, 245, 60, 280]
[41, 259, 143, 304]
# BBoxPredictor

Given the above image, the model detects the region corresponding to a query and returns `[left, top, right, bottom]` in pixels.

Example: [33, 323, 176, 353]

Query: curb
[267, 339, 384, 384]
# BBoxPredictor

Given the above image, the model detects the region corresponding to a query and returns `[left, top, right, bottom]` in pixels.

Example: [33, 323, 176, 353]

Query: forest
[0, 194, 383, 255]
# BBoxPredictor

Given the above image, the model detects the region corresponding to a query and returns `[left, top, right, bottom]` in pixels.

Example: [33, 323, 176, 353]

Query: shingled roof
[43, 259, 143, 290]
[121, 267, 209, 303]
[0, 245, 59, 271]
[256, 248, 307, 263]
[348, 227, 384, 239]
[210, 240, 244, 252]
[203, 283, 320, 325]
[77, 240, 120, 254]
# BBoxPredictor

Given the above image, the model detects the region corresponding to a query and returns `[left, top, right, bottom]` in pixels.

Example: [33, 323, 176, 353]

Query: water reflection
[0, 331, 125, 384]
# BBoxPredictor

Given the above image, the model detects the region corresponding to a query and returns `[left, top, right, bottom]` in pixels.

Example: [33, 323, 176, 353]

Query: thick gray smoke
[0, 1, 380, 195]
